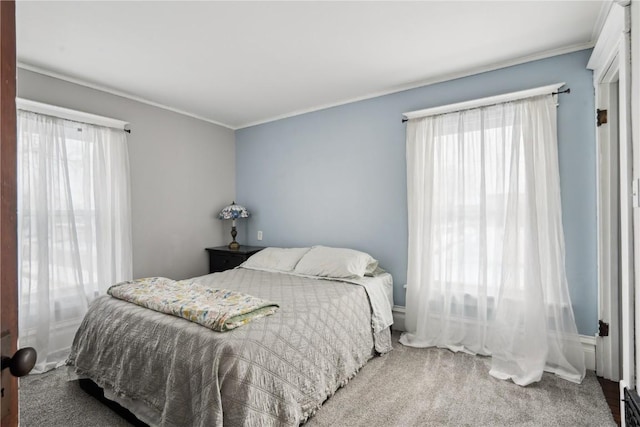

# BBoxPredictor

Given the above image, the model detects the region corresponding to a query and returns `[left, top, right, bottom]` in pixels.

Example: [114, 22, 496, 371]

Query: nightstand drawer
[209, 253, 246, 273]
[205, 246, 265, 274]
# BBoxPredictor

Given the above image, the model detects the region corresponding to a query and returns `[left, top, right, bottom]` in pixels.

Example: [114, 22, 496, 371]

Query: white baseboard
[392, 306, 596, 371]
[580, 335, 596, 371]
[392, 305, 406, 332]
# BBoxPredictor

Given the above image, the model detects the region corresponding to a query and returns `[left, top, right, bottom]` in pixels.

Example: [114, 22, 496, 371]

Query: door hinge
[597, 109, 608, 127]
[599, 319, 610, 337]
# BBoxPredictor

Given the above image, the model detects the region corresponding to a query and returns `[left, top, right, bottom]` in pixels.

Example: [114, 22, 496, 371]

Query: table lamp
[218, 201, 250, 250]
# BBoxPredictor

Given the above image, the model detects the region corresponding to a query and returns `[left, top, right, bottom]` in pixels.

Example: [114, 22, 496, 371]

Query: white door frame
[588, 1, 633, 424]
[594, 64, 620, 382]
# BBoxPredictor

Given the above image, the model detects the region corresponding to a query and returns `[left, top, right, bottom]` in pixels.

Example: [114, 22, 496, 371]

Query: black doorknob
[1, 347, 37, 377]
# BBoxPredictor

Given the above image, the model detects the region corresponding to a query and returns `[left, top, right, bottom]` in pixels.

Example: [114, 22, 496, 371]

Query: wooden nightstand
[205, 246, 265, 273]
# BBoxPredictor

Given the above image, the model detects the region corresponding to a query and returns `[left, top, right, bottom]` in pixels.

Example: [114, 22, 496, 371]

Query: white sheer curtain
[17, 110, 132, 373]
[400, 95, 585, 386]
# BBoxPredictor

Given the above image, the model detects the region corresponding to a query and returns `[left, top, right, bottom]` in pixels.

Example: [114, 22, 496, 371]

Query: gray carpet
[20, 331, 615, 427]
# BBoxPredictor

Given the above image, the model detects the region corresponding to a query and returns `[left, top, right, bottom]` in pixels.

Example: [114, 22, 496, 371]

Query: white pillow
[240, 247, 310, 272]
[294, 246, 379, 279]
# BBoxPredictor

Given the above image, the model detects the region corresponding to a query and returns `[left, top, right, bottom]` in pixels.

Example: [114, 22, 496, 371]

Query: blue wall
[236, 49, 597, 336]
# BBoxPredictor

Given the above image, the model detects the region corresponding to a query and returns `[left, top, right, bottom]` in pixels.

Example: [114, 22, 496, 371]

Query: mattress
[67, 267, 393, 426]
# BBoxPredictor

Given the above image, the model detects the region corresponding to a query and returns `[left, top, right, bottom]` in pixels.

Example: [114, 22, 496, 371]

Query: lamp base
[228, 225, 240, 250]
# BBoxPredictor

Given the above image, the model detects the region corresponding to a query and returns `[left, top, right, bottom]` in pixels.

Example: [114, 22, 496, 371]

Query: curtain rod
[18, 108, 132, 134]
[401, 85, 570, 123]
[16, 98, 131, 133]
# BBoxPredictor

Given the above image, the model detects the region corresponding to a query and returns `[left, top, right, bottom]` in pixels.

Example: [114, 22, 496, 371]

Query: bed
[67, 246, 394, 426]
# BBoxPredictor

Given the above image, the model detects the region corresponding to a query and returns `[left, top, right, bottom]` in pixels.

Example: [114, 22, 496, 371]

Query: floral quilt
[107, 277, 279, 332]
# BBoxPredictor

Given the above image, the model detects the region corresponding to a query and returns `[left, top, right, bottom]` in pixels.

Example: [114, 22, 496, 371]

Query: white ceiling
[17, 1, 607, 130]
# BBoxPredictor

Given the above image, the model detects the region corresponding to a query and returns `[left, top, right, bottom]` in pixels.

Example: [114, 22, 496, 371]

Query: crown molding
[17, 62, 235, 130]
[19, 41, 594, 132]
[237, 42, 594, 129]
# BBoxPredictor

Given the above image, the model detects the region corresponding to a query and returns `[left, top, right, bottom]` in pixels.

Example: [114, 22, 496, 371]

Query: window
[17, 108, 132, 373]
[400, 91, 585, 386]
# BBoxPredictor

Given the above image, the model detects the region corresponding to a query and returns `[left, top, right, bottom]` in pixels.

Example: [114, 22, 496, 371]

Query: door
[0, 1, 18, 425]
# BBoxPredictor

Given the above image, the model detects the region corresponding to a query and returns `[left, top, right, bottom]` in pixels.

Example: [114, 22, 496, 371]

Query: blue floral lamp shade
[218, 201, 250, 250]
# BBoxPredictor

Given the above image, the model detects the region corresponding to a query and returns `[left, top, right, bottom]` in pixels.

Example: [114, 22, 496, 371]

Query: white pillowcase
[241, 247, 310, 272]
[294, 246, 379, 279]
